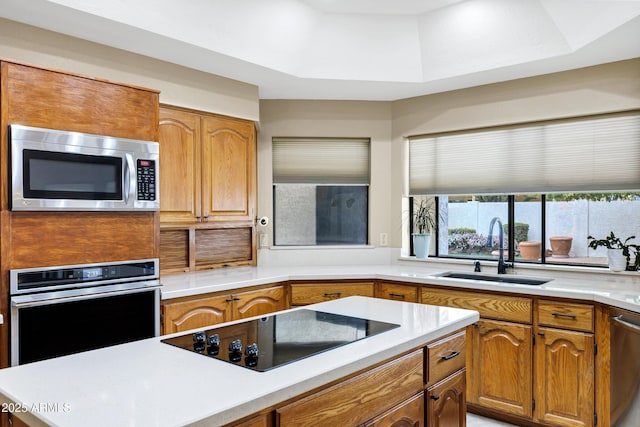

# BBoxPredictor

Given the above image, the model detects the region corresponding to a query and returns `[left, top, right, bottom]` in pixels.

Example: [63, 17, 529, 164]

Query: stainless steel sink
[435, 271, 551, 286]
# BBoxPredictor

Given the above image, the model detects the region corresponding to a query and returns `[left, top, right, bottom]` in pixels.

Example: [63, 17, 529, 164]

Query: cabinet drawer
[290, 282, 374, 306]
[426, 330, 466, 386]
[537, 300, 594, 332]
[421, 288, 532, 323]
[276, 350, 423, 427]
[376, 282, 418, 302]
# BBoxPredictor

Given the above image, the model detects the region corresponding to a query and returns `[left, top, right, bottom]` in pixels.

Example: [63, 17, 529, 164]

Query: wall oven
[9, 124, 159, 211]
[10, 259, 160, 366]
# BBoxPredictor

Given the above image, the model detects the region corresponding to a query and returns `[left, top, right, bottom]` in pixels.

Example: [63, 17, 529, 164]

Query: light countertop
[160, 263, 640, 313]
[0, 296, 478, 427]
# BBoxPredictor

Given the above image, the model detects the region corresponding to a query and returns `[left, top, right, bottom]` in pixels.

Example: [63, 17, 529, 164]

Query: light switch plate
[379, 233, 388, 246]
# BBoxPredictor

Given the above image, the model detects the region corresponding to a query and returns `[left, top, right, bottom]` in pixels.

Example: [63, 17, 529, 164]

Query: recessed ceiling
[1, 0, 639, 100]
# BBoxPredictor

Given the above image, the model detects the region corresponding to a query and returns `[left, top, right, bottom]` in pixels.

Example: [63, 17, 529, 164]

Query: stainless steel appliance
[10, 124, 159, 211]
[10, 259, 161, 366]
[162, 309, 399, 371]
[611, 307, 640, 426]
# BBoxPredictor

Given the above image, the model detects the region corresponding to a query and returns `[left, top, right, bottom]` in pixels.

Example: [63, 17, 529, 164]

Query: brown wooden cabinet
[289, 281, 375, 306]
[534, 300, 595, 427]
[158, 106, 255, 224]
[162, 285, 287, 334]
[426, 369, 467, 427]
[376, 282, 419, 303]
[364, 392, 424, 427]
[469, 319, 533, 418]
[158, 106, 257, 274]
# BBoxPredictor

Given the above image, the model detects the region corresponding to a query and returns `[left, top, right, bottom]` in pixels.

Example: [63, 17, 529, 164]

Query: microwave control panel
[136, 159, 156, 201]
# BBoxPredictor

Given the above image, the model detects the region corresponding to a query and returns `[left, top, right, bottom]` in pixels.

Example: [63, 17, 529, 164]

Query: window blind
[408, 112, 640, 195]
[273, 137, 370, 184]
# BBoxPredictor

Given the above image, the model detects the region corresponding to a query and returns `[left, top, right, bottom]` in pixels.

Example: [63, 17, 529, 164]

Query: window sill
[268, 245, 375, 250]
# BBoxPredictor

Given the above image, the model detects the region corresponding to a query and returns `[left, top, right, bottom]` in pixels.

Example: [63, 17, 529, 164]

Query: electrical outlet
[259, 233, 268, 248]
[379, 233, 388, 246]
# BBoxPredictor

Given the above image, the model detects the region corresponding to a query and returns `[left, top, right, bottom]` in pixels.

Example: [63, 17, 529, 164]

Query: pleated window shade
[273, 137, 370, 184]
[409, 112, 640, 196]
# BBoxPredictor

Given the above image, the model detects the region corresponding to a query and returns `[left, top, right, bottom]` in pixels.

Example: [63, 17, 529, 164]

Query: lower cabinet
[468, 320, 533, 418]
[162, 285, 287, 334]
[364, 392, 424, 427]
[289, 281, 375, 306]
[534, 327, 595, 427]
[426, 369, 466, 427]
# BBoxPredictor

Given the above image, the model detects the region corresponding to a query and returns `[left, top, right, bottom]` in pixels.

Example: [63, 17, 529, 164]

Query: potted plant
[587, 232, 639, 272]
[412, 197, 437, 258]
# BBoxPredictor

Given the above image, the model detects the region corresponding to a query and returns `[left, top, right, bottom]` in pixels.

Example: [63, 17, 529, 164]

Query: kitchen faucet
[487, 217, 513, 274]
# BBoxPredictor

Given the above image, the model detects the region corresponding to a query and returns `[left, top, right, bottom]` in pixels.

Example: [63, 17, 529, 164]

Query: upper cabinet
[159, 106, 255, 224]
[158, 106, 257, 274]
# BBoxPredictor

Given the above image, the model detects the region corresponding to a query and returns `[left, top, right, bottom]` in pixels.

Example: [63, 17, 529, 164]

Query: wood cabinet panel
[426, 369, 467, 427]
[158, 108, 201, 223]
[8, 212, 158, 268]
[162, 294, 232, 334]
[195, 227, 253, 268]
[3, 62, 158, 141]
[201, 115, 255, 222]
[364, 392, 424, 427]
[227, 413, 272, 427]
[290, 282, 375, 306]
[470, 320, 532, 418]
[422, 288, 532, 323]
[160, 229, 191, 273]
[377, 283, 418, 303]
[233, 286, 287, 320]
[276, 350, 423, 427]
[537, 300, 594, 333]
[534, 327, 595, 427]
[426, 330, 466, 386]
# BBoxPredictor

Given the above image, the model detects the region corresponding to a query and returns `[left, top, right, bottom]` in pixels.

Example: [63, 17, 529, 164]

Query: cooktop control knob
[192, 331, 206, 353]
[244, 343, 259, 367]
[206, 333, 220, 356]
[229, 339, 243, 363]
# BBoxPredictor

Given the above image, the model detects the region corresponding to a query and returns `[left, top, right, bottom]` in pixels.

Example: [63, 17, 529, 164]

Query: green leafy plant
[587, 231, 639, 271]
[413, 197, 438, 234]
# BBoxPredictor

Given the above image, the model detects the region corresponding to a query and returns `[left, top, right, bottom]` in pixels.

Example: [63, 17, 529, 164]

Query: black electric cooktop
[161, 309, 400, 372]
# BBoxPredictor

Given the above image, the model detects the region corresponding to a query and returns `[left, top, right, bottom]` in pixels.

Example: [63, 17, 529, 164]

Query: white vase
[413, 233, 431, 259]
[607, 249, 627, 272]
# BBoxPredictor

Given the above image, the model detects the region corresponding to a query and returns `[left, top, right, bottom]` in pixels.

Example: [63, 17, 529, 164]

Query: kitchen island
[0, 296, 478, 427]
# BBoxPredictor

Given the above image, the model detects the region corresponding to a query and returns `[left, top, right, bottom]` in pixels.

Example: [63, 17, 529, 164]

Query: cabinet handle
[203, 216, 209, 221]
[225, 298, 233, 302]
[233, 297, 240, 301]
[430, 394, 440, 401]
[552, 312, 577, 319]
[440, 351, 460, 361]
[389, 293, 406, 299]
[323, 292, 342, 298]
[196, 216, 202, 222]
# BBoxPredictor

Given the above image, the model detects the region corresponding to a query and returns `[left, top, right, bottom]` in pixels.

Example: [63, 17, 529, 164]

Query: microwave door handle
[124, 154, 135, 205]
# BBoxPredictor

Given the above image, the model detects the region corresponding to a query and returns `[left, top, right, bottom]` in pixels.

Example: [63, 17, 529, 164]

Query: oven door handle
[11, 282, 161, 308]
[611, 314, 640, 334]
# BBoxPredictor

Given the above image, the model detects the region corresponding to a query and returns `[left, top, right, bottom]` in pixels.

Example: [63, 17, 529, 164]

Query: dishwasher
[611, 307, 640, 426]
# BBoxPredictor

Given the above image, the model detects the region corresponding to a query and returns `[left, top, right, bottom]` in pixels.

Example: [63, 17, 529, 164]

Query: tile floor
[467, 413, 518, 426]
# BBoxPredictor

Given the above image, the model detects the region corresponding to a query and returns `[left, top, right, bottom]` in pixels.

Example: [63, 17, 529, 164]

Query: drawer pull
[323, 292, 342, 298]
[552, 312, 577, 319]
[389, 293, 406, 299]
[441, 351, 460, 361]
[430, 394, 440, 401]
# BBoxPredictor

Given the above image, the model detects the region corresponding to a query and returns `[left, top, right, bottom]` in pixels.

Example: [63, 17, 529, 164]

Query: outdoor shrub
[448, 227, 476, 235]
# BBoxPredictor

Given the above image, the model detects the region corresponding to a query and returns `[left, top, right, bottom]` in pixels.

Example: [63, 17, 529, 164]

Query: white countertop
[0, 296, 478, 427]
[160, 263, 640, 313]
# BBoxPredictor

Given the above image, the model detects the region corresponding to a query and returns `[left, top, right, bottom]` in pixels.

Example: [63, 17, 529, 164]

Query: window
[272, 137, 370, 246]
[428, 193, 640, 268]
[408, 111, 640, 267]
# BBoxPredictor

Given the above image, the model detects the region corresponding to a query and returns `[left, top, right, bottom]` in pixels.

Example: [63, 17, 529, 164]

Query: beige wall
[0, 19, 259, 121]
[258, 100, 393, 249]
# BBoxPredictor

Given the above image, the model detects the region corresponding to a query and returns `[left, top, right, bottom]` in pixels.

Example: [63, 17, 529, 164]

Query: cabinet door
[290, 282, 375, 306]
[470, 320, 532, 418]
[365, 392, 424, 427]
[534, 327, 594, 427]
[162, 294, 232, 334]
[201, 115, 256, 222]
[377, 283, 418, 303]
[233, 286, 287, 320]
[426, 369, 466, 427]
[158, 107, 202, 223]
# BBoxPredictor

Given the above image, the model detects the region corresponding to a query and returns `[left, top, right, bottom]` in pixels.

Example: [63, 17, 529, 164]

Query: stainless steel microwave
[9, 124, 159, 211]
